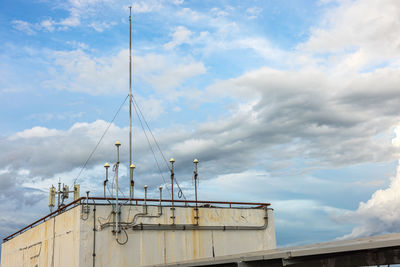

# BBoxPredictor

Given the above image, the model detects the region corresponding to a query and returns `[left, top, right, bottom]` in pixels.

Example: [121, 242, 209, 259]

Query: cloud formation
[43, 49, 206, 96]
[337, 159, 400, 239]
[334, 125, 400, 239]
[3, 0, 400, 246]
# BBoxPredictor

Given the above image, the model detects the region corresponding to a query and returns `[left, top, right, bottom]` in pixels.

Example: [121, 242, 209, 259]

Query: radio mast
[129, 6, 133, 199]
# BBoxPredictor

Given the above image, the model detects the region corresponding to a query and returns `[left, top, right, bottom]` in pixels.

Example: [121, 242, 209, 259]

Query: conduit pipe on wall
[92, 205, 96, 267]
[100, 207, 163, 231]
[99, 207, 269, 232]
[128, 207, 269, 231]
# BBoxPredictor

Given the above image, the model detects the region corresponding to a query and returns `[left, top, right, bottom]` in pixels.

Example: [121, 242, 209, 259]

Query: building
[1, 197, 276, 266]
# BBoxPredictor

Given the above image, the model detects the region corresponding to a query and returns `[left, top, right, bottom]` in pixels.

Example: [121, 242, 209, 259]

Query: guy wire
[74, 95, 129, 185]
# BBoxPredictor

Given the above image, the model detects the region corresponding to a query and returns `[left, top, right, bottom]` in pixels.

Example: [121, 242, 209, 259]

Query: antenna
[169, 158, 175, 224]
[129, 5, 133, 199]
[48, 185, 55, 212]
[48, 182, 79, 212]
[104, 163, 110, 197]
[193, 158, 199, 225]
[114, 141, 121, 236]
[130, 164, 135, 199]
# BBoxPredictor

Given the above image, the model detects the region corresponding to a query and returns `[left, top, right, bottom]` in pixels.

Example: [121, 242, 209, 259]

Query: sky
[1, 0, 400, 249]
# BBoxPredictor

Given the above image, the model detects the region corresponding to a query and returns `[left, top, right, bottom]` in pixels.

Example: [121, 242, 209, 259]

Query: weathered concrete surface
[1, 204, 276, 267]
[1, 206, 81, 267]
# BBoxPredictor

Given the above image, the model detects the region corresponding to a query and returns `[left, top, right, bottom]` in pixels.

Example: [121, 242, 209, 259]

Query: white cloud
[43, 49, 206, 96]
[232, 37, 286, 61]
[164, 26, 193, 49]
[201, 65, 400, 168]
[40, 19, 56, 32]
[133, 95, 165, 120]
[336, 125, 400, 239]
[148, 61, 206, 93]
[210, 7, 230, 17]
[12, 20, 36, 35]
[298, 0, 400, 72]
[10, 127, 61, 140]
[12, 16, 80, 34]
[246, 7, 263, 20]
[176, 7, 204, 21]
[1, 120, 128, 179]
[26, 111, 84, 123]
[11, 0, 125, 34]
[89, 21, 117, 32]
[59, 15, 81, 27]
[132, 0, 163, 13]
[171, 138, 216, 156]
[337, 159, 400, 239]
[163, 9, 285, 63]
[66, 41, 89, 50]
[44, 49, 127, 94]
[171, 0, 184, 4]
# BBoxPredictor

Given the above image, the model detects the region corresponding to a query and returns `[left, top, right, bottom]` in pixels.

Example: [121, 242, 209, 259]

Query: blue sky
[2, 0, 400, 248]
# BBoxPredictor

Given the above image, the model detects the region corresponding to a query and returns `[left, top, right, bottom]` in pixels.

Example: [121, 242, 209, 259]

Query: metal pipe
[115, 141, 121, 235]
[86, 191, 90, 212]
[81, 197, 270, 207]
[169, 158, 175, 224]
[131, 207, 269, 231]
[159, 186, 163, 215]
[115, 164, 119, 234]
[128, 6, 133, 200]
[144, 185, 148, 214]
[130, 164, 135, 200]
[129, 223, 268, 231]
[104, 163, 110, 198]
[92, 204, 96, 267]
[193, 158, 199, 225]
[116, 141, 120, 164]
[51, 216, 56, 267]
[100, 207, 270, 232]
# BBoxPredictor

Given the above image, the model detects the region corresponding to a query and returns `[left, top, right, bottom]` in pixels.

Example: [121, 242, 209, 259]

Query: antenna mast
[129, 6, 134, 199]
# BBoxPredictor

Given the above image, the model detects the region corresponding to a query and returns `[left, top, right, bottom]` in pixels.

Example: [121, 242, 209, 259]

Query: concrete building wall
[80, 204, 276, 267]
[1, 206, 81, 267]
[1, 204, 276, 267]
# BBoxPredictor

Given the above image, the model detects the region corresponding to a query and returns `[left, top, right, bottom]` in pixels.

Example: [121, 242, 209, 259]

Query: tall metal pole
[170, 158, 175, 224]
[129, 6, 133, 199]
[115, 141, 121, 235]
[193, 159, 199, 225]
